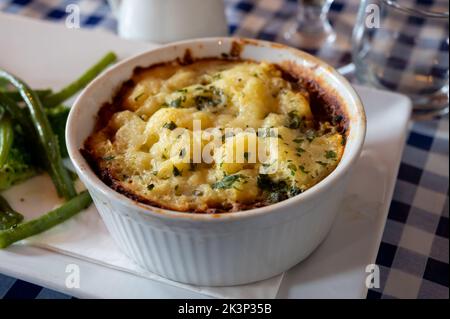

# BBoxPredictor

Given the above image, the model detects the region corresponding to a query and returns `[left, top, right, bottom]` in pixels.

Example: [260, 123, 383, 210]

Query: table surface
[0, 0, 448, 299]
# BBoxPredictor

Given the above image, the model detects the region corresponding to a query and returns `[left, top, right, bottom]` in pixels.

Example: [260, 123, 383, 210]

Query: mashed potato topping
[84, 59, 346, 213]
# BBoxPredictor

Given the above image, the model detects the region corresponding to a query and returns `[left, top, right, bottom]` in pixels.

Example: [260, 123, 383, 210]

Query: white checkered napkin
[369, 117, 449, 299]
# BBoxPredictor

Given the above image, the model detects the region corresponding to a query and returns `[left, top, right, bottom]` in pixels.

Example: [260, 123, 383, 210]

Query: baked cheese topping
[84, 59, 345, 213]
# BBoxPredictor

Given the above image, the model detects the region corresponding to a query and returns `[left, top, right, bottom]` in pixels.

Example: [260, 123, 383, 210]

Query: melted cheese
[85, 60, 345, 212]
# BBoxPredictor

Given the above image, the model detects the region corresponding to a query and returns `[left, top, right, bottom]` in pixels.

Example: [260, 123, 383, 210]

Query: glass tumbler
[352, 0, 449, 118]
[283, 0, 336, 48]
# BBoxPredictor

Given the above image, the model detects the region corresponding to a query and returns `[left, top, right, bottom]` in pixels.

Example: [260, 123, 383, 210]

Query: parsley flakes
[299, 165, 310, 174]
[212, 174, 247, 190]
[163, 121, 177, 130]
[287, 111, 302, 129]
[173, 166, 182, 177]
[325, 150, 337, 160]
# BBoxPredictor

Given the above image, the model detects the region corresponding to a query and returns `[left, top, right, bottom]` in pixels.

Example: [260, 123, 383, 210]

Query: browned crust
[230, 41, 243, 58]
[278, 61, 349, 137]
[180, 48, 195, 65]
[82, 46, 350, 214]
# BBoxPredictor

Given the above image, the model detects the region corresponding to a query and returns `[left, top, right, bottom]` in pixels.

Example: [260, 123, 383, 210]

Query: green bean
[0, 89, 52, 103]
[44, 52, 117, 108]
[0, 92, 39, 165]
[0, 195, 24, 231]
[0, 92, 35, 133]
[0, 70, 77, 200]
[0, 191, 92, 248]
[0, 115, 14, 167]
[0, 78, 8, 88]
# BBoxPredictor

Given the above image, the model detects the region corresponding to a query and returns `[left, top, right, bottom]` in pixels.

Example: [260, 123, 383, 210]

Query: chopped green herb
[257, 174, 302, 203]
[332, 115, 343, 125]
[173, 165, 182, 177]
[212, 174, 247, 190]
[325, 150, 337, 159]
[163, 121, 177, 130]
[179, 148, 186, 158]
[257, 174, 277, 191]
[299, 165, 310, 174]
[288, 163, 297, 176]
[147, 184, 155, 191]
[306, 130, 316, 142]
[193, 86, 224, 110]
[244, 152, 250, 161]
[296, 147, 306, 153]
[293, 138, 304, 144]
[170, 96, 184, 108]
[287, 111, 302, 129]
[103, 155, 115, 161]
[289, 186, 302, 197]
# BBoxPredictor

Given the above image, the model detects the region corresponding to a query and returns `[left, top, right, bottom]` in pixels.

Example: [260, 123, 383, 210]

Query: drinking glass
[352, 0, 449, 118]
[282, 0, 352, 68]
[283, 0, 336, 48]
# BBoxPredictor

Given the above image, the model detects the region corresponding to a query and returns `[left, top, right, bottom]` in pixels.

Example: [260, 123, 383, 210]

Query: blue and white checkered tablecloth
[0, 0, 448, 299]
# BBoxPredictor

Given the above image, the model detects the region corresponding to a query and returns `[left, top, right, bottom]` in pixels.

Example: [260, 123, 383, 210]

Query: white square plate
[0, 12, 411, 299]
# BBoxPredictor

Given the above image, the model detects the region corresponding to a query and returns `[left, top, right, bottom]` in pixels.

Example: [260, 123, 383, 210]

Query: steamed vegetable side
[0, 52, 117, 248]
[46, 105, 71, 158]
[0, 194, 23, 231]
[0, 113, 39, 191]
[0, 115, 13, 167]
[0, 69, 77, 200]
[0, 101, 70, 191]
[0, 191, 92, 248]
[2, 89, 52, 103]
[44, 52, 117, 108]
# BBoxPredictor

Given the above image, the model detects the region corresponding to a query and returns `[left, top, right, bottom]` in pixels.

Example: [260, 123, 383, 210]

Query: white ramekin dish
[66, 38, 366, 286]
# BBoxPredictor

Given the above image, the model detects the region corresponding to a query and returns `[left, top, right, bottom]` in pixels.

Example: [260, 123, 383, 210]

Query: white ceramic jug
[108, 0, 228, 43]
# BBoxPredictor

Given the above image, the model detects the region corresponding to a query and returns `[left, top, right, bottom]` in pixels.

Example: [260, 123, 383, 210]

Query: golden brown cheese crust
[83, 59, 347, 213]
